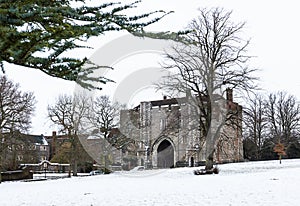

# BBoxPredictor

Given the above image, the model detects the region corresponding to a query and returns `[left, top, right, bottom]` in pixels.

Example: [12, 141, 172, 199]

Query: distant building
[118, 89, 243, 169]
[23, 134, 50, 162]
[45, 131, 69, 160]
[45, 131, 98, 172]
[1, 132, 50, 170]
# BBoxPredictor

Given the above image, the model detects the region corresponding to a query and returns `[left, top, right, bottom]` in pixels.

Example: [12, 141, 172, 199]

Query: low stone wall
[175, 161, 206, 167]
[1, 169, 33, 182]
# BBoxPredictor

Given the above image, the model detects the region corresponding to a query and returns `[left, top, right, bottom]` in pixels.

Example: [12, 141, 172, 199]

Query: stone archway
[157, 139, 174, 168]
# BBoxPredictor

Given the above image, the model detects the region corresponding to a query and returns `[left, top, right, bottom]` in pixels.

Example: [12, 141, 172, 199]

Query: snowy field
[1, 159, 300, 206]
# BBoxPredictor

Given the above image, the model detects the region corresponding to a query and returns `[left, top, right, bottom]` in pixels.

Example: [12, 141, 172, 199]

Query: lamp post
[194, 144, 200, 167]
[43, 162, 48, 179]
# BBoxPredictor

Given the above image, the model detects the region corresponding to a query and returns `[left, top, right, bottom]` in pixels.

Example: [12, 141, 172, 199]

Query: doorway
[157, 140, 174, 168]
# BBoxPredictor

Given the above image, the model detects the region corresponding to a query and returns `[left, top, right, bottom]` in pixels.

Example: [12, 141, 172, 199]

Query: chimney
[226, 88, 233, 102]
[51, 131, 57, 158]
[163, 95, 167, 100]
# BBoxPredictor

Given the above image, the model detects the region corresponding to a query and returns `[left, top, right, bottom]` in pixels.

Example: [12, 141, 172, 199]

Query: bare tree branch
[158, 8, 257, 169]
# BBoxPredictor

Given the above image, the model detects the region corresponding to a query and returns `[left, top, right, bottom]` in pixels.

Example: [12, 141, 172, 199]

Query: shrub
[213, 167, 220, 174]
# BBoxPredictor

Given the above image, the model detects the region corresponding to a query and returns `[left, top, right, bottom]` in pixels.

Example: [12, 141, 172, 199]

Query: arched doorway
[157, 139, 174, 168]
[190, 157, 194, 167]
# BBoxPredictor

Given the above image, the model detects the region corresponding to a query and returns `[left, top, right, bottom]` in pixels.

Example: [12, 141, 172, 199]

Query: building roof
[2, 132, 49, 145]
[25, 134, 48, 146]
[132, 90, 242, 111]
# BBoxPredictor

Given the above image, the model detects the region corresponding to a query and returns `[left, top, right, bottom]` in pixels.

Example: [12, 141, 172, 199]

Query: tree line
[0, 74, 124, 174]
[243, 92, 300, 161]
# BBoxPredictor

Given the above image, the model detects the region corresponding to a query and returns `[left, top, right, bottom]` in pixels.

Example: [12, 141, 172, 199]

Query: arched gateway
[157, 139, 174, 168]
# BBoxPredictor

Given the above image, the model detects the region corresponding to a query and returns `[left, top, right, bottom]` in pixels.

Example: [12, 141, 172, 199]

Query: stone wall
[1, 168, 33, 182]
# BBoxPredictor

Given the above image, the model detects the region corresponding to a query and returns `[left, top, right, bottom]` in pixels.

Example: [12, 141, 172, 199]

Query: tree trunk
[68, 167, 71, 178]
[73, 159, 78, 176]
[205, 149, 215, 170]
[205, 128, 217, 170]
[279, 155, 282, 164]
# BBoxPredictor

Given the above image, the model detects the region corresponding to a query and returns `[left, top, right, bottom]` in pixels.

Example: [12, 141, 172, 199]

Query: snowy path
[1, 159, 300, 206]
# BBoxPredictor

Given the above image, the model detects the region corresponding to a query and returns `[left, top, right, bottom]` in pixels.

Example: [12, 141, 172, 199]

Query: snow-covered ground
[1, 159, 300, 206]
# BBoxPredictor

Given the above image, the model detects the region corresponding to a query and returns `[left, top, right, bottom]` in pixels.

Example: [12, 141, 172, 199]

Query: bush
[101, 167, 112, 174]
[213, 167, 220, 174]
[243, 138, 259, 160]
[261, 140, 278, 160]
[286, 142, 300, 158]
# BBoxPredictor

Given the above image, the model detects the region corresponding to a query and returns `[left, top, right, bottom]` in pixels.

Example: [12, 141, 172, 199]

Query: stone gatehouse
[119, 89, 243, 168]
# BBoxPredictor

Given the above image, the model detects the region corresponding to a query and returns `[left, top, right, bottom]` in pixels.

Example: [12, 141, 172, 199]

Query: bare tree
[159, 8, 257, 170]
[0, 76, 36, 132]
[243, 94, 268, 160]
[0, 75, 36, 171]
[85, 96, 125, 171]
[265, 92, 300, 146]
[47, 94, 91, 176]
[88, 96, 124, 139]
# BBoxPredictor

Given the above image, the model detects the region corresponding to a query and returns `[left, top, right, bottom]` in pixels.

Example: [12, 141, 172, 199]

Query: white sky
[4, 0, 300, 135]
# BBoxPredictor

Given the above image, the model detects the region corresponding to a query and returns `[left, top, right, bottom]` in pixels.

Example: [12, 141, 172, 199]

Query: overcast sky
[4, 0, 300, 135]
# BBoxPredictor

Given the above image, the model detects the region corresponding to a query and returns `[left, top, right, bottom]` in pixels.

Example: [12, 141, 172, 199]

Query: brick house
[45, 131, 69, 160]
[45, 131, 97, 172]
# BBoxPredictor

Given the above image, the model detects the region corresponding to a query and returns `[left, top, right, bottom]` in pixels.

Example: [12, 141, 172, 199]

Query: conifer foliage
[0, 0, 170, 89]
